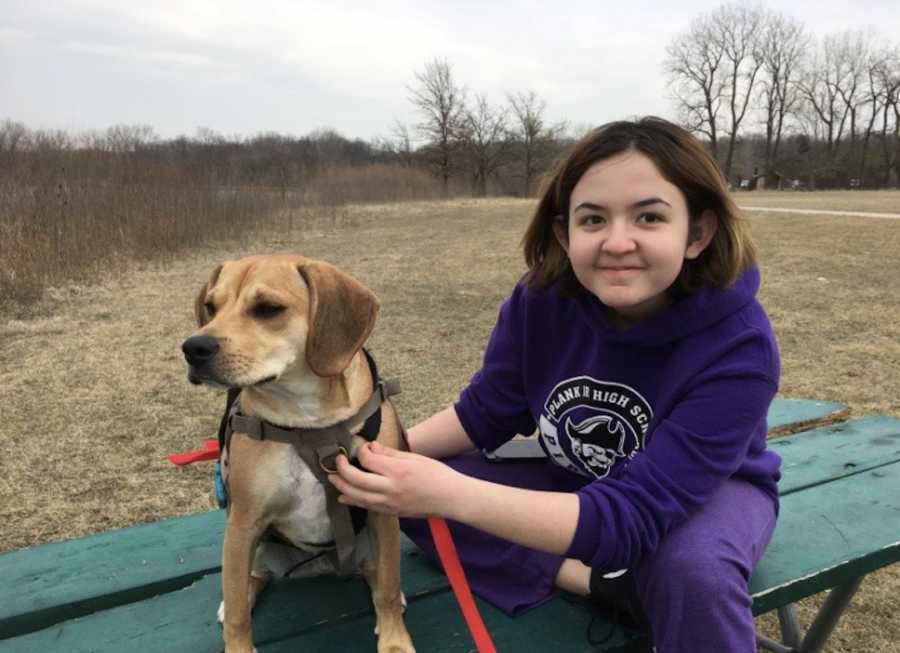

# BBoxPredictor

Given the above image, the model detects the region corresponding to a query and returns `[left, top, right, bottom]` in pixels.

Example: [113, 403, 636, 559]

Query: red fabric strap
[168, 439, 220, 466]
[427, 516, 498, 653]
[398, 425, 497, 652]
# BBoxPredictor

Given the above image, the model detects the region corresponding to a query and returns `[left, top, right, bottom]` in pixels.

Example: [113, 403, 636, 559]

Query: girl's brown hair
[522, 116, 756, 296]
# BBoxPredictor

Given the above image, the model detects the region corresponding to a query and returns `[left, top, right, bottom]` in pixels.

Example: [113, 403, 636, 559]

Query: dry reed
[0, 155, 455, 313]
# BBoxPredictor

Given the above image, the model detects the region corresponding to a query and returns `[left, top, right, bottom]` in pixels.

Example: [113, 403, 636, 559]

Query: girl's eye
[253, 303, 286, 319]
[637, 213, 662, 224]
[582, 215, 605, 226]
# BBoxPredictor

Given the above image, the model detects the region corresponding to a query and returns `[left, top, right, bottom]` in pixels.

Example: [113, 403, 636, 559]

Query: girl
[330, 117, 781, 652]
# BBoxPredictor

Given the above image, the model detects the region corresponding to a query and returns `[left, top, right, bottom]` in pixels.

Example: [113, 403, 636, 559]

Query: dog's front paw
[374, 592, 409, 635]
[377, 640, 415, 653]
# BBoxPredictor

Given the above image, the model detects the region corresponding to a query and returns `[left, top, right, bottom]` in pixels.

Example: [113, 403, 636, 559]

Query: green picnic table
[1, 397, 898, 652]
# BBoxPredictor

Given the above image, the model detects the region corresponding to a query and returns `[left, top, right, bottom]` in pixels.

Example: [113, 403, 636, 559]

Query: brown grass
[1, 192, 899, 651]
[737, 189, 900, 213]
[0, 156, 453, 312]
[302, 163, 470, 206]
[0, 152, 279, 310]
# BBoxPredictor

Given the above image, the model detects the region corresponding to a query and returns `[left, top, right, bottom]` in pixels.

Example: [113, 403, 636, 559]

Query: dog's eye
[204, 302, 216, 317]
[253, 303, 286, 318]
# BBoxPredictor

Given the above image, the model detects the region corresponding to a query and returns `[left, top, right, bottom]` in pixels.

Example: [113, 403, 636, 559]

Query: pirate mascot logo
[538, 377, 653, 479]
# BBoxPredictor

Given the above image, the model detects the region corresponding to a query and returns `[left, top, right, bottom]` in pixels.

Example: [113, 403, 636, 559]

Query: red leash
[398, 428, 498, 653]
[168, 439, 219, 465]
[426, 516, 498, 653]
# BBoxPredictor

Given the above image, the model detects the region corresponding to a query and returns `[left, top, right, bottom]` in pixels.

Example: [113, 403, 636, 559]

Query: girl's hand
[328, 441, 464, 519]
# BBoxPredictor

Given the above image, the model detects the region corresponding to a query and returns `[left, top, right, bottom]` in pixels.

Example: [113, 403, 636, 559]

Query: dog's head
[182, 254, 379, 388]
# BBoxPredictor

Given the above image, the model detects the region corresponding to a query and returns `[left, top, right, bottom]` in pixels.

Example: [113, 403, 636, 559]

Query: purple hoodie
[454, 267, 781, 571]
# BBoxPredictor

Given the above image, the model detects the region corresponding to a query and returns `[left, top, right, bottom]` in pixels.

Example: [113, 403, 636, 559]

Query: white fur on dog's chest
[267, 449, 333, 549]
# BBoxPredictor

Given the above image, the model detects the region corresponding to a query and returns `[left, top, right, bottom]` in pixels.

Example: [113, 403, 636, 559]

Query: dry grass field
[1, 191, 899, 651]
[737, 189, 900, 213]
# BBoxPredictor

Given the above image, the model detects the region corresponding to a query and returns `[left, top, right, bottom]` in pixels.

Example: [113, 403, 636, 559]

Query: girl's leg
[633, 478, 777, 653]
[400, 451, 587, 615]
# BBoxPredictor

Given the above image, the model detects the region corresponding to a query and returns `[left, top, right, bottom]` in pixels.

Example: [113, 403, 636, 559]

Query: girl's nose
[601, 221, 637, 254]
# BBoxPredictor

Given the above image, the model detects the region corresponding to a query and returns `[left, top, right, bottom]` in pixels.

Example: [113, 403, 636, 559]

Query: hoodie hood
[575, 266, 761, 346]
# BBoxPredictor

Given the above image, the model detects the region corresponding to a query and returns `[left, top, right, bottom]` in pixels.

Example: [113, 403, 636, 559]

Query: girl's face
[555, 150, 716, 323]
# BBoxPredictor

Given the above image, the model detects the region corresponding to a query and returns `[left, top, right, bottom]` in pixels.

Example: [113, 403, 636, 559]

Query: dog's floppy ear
[194, 264, 223, 327]
[297, 261, 379, 378]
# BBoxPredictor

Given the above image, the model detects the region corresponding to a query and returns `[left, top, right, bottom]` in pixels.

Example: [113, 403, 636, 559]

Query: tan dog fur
[185, 254, 414, 653]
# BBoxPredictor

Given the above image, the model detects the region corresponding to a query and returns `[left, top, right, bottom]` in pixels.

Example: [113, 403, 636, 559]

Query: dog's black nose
[182, 335, 220, 365]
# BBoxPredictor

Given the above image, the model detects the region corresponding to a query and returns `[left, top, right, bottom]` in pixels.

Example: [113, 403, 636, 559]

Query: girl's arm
[330, 440, 580, 555]
[405, 406, 477, 459]
[442, 465, 580, 555]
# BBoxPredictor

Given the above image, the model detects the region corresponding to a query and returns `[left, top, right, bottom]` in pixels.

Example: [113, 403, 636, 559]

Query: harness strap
[217, 387, 241, 451]
[317, 444, 357, 573]
[230, 417, 363, 577]
[222, 349, 401, 578]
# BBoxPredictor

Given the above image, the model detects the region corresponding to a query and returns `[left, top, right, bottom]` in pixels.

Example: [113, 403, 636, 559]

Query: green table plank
[0, 539, 448, 653]
[773, 415, 900, 495]
[0, 577, 643, 653]
[750, 462, 900, 614]
[5, 461, 898, 652]
[767, 397, 848, 435]
[261, 591, 645, 653]
[0, 396, 855, 641]
[0, 510, 225, 639]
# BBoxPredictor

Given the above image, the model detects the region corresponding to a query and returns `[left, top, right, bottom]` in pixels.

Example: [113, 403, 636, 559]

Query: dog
[181, 254, 415, 653]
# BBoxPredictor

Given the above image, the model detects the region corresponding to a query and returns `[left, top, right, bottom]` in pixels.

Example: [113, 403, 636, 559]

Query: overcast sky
[2, 1, 898, 143]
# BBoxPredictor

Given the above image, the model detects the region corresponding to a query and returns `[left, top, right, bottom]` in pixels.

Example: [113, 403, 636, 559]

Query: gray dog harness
[219, 350, 401, 577]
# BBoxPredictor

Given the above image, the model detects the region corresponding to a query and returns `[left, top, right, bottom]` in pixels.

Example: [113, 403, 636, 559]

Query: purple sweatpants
[400, 451, 777, 653]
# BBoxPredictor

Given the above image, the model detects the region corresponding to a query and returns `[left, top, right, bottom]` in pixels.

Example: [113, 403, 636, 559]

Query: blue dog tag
[214, 461, 228, 509]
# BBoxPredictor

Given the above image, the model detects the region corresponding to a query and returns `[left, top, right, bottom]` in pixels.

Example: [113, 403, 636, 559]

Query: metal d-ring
[319, 446, 349, 474]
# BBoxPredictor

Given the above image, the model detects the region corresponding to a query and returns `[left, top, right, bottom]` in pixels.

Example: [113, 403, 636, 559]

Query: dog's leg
[366, 512, 415, 653]
[221, 510, 265, 653]
[218, 571, 271, 624]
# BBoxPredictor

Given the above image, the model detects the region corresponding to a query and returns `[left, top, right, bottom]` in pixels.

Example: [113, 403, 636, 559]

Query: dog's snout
[182, 335, 220, 365]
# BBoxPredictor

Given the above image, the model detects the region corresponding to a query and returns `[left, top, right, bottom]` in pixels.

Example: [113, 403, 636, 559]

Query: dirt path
[740, 205, 900, 220]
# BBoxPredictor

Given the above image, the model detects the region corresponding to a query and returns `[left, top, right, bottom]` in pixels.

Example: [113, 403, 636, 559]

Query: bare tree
[833, 32, 872, 183]
[664, 12, 726, 156]
[409, 59, 467, 193]
[104, 124, 158, 153]
[875, 47, 900, 186]
[797, 35, 854, 168]
[193, 126, 229, 182]
[713, 3, 766, 179]
[758, 11, 808, 187]
[29, 129, 74, 152]
[666, 3, 765, 179]
[793, 91, 832, 188]
[460, 94, 511, 196]
[0, 120, 29, 155]
[391, 120, 415, 167]
[858, 44, 894, 185]
[508, 91, 566, 196]
[195, 126, 226, 146]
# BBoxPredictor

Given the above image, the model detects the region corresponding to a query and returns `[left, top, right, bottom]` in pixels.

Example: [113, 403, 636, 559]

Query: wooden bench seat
[1, 398, 897, 653]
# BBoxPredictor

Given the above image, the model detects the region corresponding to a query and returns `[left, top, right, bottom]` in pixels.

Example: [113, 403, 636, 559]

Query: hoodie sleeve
[454, 285, 537, 451]
[565, 338, 779, 571]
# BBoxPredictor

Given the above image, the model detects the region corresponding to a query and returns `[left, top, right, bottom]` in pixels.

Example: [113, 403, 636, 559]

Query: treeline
[0, 122, 452, 194]
[666, 3, 900, 189]
[0, 105, 565, 200]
